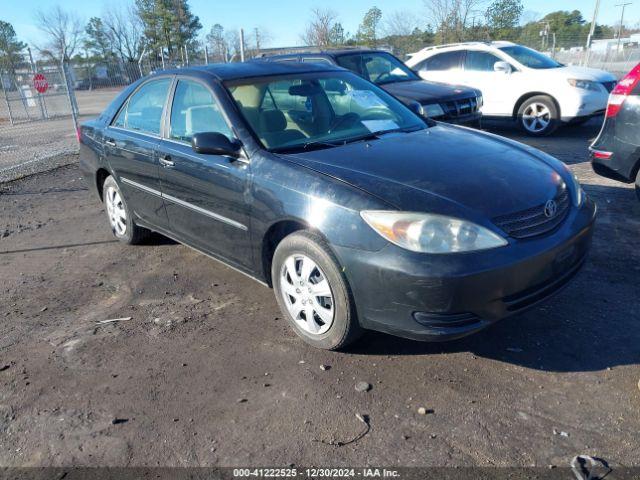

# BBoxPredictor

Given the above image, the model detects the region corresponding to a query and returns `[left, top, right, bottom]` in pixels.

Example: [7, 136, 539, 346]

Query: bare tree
[34, 5, 84, 61]
[300, 8, 339, 47]
[383, 10, 419, 37]
[225, 30, 241, 61]
[247, 26, 272, 56]
[423, 0, 486, 42]
[103, 3, 143, 62]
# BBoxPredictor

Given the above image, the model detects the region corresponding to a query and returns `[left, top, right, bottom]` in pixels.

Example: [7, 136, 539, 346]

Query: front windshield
[499, 45, 562, 69]
[335, 52, 419, 85]
[225, 72, 426, 153]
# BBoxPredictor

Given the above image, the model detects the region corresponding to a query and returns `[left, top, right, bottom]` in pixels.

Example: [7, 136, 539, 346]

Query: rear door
[414, 50, 464, 85]
[157, 77, 252, 268]
[104, 77, 172, 230]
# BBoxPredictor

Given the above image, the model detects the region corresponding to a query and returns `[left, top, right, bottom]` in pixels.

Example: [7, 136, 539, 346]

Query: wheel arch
[261, 219, 310, 287]
[96, 168, 111, 201]
[512, 92, 561, 119]
[631, 154, 640, 184]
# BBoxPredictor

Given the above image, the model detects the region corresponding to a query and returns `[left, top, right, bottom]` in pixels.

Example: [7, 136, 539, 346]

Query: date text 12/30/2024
[233, 468, 400, 478]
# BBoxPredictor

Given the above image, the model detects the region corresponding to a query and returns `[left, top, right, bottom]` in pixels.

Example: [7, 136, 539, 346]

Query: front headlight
[421, 103, 445, 118]
[563, 164, 584, 206]
[361, 211, 508, 254]
[567, 79, 602, 92]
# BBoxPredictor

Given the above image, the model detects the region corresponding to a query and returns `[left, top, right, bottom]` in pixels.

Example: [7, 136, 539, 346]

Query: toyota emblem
[544, 200, 558, 218]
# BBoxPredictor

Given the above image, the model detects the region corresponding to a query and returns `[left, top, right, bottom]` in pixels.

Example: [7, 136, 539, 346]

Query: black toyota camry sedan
[79, 61, 596, 350]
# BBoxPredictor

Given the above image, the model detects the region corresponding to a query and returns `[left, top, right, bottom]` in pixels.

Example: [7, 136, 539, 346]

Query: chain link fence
[0, 59, 80, 182]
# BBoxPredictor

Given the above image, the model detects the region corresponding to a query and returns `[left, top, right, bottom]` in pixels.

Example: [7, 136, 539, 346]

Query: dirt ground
[0, 120, 639, 469]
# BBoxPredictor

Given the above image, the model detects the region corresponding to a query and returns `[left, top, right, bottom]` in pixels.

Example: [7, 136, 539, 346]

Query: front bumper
[438, 110, 482, 125]
[560, 88, 609, 122]
[335, 198, 596, 342]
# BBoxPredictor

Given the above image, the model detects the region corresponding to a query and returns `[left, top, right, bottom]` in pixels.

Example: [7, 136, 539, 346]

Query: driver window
[169, 79, 233, 142]
[363, 55, 410, 83]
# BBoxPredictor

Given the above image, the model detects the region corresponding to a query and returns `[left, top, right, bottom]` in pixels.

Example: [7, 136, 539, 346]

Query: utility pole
[239, 28, 245, 62]
[584, 0, 601, 66]
[615, 2, 632, 54]
[539, 21, 550, 51]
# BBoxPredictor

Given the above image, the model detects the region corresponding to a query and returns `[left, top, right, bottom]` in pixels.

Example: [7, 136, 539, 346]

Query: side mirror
[191, 132, 242, 157]
[407, 101, 423, 116]
[493, 61, 512, 74]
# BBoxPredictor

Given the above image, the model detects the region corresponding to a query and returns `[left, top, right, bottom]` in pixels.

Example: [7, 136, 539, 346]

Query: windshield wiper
[271, 126, 422, 153]
[342, 126, 422, 144]
[272, 140, 339, 154]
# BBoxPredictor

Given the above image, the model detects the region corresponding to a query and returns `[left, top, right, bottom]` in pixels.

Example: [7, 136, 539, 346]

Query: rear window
[415, 51, 463, 71]
[112, 78, 171, 135]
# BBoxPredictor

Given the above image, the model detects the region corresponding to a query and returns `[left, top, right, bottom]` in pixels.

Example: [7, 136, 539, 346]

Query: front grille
[493, 187, 571, 239]
[601, 81, 617, 92]
[441, 96, 480, 118]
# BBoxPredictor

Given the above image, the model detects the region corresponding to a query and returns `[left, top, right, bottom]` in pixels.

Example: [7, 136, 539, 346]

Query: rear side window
[465, 51, 503, 71]
[416, 51, 463, 71]
[169, 79, 233, 142]
[301, 57, 333, 65]
[113, 78, 171, 135]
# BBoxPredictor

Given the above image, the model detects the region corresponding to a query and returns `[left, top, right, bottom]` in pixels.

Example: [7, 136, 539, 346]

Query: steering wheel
[327, 112, 361, 133]
[374, 72, 393, 83]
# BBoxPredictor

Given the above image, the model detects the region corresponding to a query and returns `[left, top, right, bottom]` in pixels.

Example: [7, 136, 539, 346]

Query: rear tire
[517, 95, 559, 136]
[635, 169, 640, 201]
[102, 175, 149, 245]
[272, 230, 362, 350]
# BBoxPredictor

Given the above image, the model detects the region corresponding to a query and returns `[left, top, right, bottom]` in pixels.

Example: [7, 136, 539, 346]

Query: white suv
[406, 41, 617, 136]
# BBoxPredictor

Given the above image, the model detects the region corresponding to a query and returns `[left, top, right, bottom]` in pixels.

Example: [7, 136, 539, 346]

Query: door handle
[105, 139, 116, 147]
[159, 155, 174, 167]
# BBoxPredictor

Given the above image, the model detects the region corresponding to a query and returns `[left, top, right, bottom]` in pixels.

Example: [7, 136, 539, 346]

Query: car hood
[535, 65, 617, 82]
[282, 125, 568, 222]
[381, 80, 479, 104]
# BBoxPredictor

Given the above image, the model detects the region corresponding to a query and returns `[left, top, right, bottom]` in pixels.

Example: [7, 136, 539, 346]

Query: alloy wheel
[522, 102, 551, 133]
[105, 186, 127, 236]
[280, 253, 334, 335]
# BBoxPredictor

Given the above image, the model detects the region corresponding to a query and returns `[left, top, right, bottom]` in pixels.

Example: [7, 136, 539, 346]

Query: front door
[461, 50, 514, 116]
[104, 77, 172, 230]
[157, 78, 252, 268]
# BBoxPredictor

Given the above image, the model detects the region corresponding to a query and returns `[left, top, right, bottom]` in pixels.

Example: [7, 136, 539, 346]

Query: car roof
[263, 48, 394, 60]
[409, 41, 516, 57]
[154, 61, 345, 81]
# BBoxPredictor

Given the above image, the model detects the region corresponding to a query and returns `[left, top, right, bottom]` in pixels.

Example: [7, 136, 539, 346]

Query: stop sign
[33, 73, 48, 94]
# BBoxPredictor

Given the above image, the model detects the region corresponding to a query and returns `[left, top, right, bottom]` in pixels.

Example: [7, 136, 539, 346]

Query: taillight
[591, 149, 613, 160]
[606, 63, 640, 118]
[76, 127, 81, 143]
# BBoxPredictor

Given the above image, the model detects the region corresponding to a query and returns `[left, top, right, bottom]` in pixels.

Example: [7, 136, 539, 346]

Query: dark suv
[257, 49, 483, 125]
[590, 63, 640, 200]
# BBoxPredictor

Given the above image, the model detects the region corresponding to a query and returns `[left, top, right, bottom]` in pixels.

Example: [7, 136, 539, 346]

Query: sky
[4, 0, 640, 49]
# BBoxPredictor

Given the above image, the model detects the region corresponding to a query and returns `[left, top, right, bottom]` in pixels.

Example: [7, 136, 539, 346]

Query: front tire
[102, 175, 149, 245]
[517, 95, 559, 136]
[272, 231, 362, 350]
[635, 169, 640, 201]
